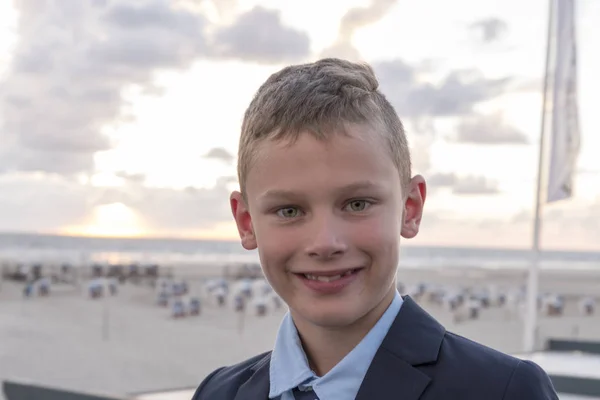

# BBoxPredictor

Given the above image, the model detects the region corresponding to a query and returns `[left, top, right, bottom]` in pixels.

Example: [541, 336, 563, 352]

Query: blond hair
[237, 58, 411, 195]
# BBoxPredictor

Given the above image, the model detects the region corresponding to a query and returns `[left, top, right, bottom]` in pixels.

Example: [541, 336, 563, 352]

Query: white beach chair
[171, 299, 186, 318]
[578, 297, 595, 316]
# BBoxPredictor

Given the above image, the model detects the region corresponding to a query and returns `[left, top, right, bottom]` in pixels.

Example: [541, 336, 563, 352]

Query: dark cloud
[203, 147, 235, 163]
[212, 6, 310, 64]
[374, 61, 509, 119]
[321, 0, 397, 60]
[453, 114, 529, 144]
[469, 18, 508, 43]
[427, 173, 499, 195]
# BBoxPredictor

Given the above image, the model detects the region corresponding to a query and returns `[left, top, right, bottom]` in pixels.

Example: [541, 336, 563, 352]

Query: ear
[230, 191, 257, 250]
[401, 175, 427, 239]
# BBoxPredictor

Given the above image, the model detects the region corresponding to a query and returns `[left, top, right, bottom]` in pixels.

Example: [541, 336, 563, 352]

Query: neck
[292, 288, 396, 376]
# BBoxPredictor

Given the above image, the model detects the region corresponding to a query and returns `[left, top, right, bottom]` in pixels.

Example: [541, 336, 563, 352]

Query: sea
[0, 232, 599, 271]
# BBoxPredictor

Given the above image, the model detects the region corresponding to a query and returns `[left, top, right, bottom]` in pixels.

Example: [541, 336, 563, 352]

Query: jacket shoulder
[502, 359, 558, 399]
[191, 351, 271, 400]
[433, 332, 556, 398]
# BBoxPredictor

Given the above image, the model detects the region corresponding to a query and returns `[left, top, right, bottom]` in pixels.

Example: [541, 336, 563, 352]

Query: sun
[62, 202, 145, 238]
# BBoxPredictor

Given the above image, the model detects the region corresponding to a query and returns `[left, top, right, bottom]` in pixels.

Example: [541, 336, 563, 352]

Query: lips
[295, 267, 363, 294]
[301, 268, 362, 282]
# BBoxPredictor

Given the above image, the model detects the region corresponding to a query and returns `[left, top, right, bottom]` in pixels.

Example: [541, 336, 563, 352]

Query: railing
[2, 380, 124, 400]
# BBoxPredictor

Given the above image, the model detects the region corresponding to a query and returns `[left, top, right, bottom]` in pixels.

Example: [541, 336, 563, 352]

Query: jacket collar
[234, 296, 445, 400]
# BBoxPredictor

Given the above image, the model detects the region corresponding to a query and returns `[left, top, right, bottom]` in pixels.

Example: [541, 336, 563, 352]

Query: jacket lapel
[234, 352, 272, 400]
[355, 296, 446, 400]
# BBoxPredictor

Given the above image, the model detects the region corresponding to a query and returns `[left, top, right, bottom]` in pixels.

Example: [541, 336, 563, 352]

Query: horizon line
[0, 230, 599, 254]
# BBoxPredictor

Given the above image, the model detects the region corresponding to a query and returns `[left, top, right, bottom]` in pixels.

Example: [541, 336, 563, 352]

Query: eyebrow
[259, 180, 382, 201]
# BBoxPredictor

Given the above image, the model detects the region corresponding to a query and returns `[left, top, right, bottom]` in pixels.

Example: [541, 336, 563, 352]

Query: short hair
[237, 58, 411, 196]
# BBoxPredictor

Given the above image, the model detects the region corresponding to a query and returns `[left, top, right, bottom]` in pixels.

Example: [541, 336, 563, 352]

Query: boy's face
[231, 126, 426, 331]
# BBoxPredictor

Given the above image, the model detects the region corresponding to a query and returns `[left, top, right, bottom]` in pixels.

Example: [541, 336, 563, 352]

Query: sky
[0, 0, 598, 251]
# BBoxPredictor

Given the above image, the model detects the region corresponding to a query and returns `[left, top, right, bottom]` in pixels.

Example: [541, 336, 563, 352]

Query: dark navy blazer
[192, 296, 558, 399]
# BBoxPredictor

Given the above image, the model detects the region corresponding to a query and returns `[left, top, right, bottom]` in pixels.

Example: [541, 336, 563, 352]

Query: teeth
[303, 270, 355, 282]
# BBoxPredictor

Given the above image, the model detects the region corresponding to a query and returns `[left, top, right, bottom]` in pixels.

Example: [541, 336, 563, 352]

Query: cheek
[349, 213, 401, 251]
[255, 226, 296, 275]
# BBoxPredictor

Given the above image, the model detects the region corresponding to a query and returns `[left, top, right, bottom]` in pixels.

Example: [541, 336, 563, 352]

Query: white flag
[547, 0, 580, 203]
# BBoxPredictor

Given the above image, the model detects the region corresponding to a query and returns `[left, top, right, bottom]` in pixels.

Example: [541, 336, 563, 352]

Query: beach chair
[212, 287, 227, 307]
[157, 278, 171, 293]
[443, 294, 461, 311]
[496, 292, 507, 307]
[172, 282, 188, 296]
[238, 279, 253, 298]
[542, 295, 564, 316]
[181, 281, 189, 295]
[156, 291, 169, 307]
[254, 298, 268, 316]
[32, 264, 43, 280]
[234, 295, 245, 312]
[88, 279, 107, 299]
[467, 298, 481, 320]
[108, 279, 118, 296]
[579, 297, 595, 316]
[23, 282, 33, 298]
[145, 264, 159, 279]
[189, 297, 201, 315]
[171, 299, 186, 318]
[38, 278, 51, 296]
[92, 264, 104, 278]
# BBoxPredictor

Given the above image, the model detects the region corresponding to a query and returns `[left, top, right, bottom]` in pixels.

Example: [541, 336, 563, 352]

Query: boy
[192, 58, 558, 399]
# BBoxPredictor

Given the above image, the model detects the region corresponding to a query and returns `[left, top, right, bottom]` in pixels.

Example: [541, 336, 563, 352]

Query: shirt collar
[269, 291, 403, 398]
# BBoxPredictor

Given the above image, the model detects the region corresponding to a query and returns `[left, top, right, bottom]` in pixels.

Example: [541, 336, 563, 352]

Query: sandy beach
[1, 265, 599, 399]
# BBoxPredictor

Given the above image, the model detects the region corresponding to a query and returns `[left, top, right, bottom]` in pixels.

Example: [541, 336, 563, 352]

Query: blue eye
[276, 207, 301, 218]
[345, 200, 371, 212]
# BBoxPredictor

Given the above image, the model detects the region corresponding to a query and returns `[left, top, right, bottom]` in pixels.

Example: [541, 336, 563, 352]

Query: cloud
[374, 61, 509, 119]
[212, 6, 310, 64]
[427, 173, 499, 195]
[0, 0, 210, 176]
[371, 56, 511, 177]
[0, 172, 235, 234]
[120, 177, 233, 231]
[453, 113, 529, 144]
[504, 198, 600, 249]
[320, 0, 397, 60]
[512, 197, 600, 231]
[0, 173, 94, 232]
[427, 173, 459, 188]
[114, 171, 146, 184]
[469, 18, 508, 43]
[0, 1, 311, 177]
[452, 176, 499, 195]
[203, 147, 234, 163]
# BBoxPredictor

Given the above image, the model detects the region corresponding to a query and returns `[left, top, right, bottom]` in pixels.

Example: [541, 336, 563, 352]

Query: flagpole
[524, 0, 555, 353]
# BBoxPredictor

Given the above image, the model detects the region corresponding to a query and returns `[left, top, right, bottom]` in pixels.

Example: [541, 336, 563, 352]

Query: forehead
[245, 126, 401, 200]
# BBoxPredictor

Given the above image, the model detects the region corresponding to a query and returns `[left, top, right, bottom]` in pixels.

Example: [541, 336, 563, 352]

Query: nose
[304, 217, 348, 260]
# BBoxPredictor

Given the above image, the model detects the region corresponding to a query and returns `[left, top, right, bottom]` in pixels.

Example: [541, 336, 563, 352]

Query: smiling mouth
[299, 268, 362, 282]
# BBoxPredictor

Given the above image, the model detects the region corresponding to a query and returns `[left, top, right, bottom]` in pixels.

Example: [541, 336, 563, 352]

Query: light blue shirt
[269, 291, 404, 400]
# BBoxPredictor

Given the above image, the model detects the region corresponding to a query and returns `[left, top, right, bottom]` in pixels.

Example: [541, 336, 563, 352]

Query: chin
[294, 300, 369, 329]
